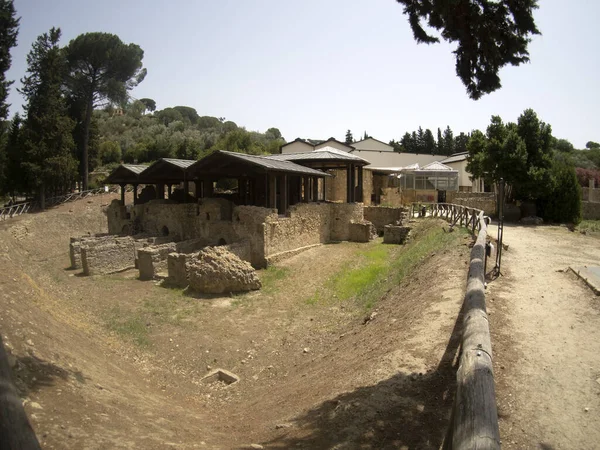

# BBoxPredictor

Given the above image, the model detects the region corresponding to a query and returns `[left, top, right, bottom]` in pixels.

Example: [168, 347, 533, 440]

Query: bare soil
[0, 194, 472, 449]
[487, 223, 600, 449]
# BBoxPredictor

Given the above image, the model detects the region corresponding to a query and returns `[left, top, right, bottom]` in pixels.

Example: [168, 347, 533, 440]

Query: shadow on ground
[12, 353, 85, 395]
[262, 302, 465, 450]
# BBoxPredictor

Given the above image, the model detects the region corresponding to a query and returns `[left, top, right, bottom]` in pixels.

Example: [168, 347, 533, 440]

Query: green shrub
[537, 160, 582, 224]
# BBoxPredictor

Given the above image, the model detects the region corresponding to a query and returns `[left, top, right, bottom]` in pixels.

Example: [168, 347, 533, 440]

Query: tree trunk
[82, 95, 93, 191]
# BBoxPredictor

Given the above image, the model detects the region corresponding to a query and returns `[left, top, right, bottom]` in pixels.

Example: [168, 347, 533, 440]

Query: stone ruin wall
[108, 198, 273, 268]
[447, 191, 496, 216]
[363, 206, 407, 235]
[104, 199, 409, 277]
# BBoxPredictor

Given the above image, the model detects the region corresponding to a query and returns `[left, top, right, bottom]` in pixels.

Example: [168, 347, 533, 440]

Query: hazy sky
[6, 0, 599, 148]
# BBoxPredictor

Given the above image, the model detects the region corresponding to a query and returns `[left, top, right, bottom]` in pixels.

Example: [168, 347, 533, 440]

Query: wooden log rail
[0, 336, 41, 449]
[0, 186, 122, 221]
[411, 203, 500, 448]
[451, 211, 500, 449]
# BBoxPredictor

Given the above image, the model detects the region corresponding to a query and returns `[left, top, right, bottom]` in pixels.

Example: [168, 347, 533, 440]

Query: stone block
[167, 253, 190, 287]
[81, 236, 137, 276]
[349, 221, 377, 243]
[383, 225, 411, 244]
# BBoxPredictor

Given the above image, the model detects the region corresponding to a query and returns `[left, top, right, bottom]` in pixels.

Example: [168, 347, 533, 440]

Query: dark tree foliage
[173, 106, 199, 124]
[1, 112, 25, 196]
[0, 0, 19, 120]
[586, 141, 600, 149]
[454, 132, 469, 153]
[436, 128, 444, 155]
[65, 32, 146, 190]
[423, 128, 436, 154]
[537, 160, 582, 225]
[19, 28, 78, 208]
[396, 0, 540, 99]
[443, 126, 455, 156]
[345, 129, 353, 145]
[575, 168, 600, 188]
[139, 97, 156, 112]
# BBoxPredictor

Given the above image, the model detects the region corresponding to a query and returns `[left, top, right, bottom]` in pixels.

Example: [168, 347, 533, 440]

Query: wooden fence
[413, 203, 500, 449]
[0, 186, 122, 221]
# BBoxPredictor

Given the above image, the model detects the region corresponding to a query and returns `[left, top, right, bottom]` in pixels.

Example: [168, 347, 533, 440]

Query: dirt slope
[487, 224, 600, 449]
[0, 196, 472, 449]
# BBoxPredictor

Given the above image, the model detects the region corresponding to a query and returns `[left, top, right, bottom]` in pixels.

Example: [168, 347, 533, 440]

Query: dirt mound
[188, 246, 261, 294]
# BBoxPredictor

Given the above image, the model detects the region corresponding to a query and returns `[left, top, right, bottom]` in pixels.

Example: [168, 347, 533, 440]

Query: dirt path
[487, 224, 600, 449]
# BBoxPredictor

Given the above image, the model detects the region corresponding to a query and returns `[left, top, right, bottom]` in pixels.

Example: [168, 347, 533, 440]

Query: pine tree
[423, 128, 436, 154]
[2, 113, 24, 197]
[399, 132, 412, 153]
[443, 126, 455, 156]
[345, 129, 353, 145]
[411, 131, 418, 153]
[0, 0, 19, 121]
[19, 28, 78, 208]
[455, 132, 469, 153]
[437, 127, 444, 155]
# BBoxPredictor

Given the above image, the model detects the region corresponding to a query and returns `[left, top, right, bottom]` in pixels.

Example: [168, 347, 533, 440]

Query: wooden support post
[322, 176, 327, 201]
[203, 179, 214, 198]
[357, 166, 363, 202]
[269, 174, 277, 209]
[133, 184, 138, 205]
[281, 175, 288, 213]
[312, 177, 318, 202]
[157, 183, 165, 199]
[194, 180, 200, 199]
[264, 175, 269, 207]
[120, 184, 126, 204]
[303, 176, 309, 203]
[346, 164, 352, 203]
[183, 180, 189, 203]
[167, 184, 172, 197]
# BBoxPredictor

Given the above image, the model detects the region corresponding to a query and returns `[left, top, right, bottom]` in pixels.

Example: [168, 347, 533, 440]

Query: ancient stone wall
[264, 203, 331, 259]
[380, 187, 403, 206]
[448, 192, 496, 216]
[583, 201, 600, 220]
[383, 225, 411, 244]
[330, 203, 364, 241]
[583, 187, 600, 203]
[325, 169, 347, 202]
[349, 221, 376, 243]
[363, 206, 406, 234]
[81, 236, 137, 275]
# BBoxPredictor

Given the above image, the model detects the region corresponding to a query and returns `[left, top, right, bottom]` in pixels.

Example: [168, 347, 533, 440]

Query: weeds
[259, 266, 289, 294]
[105, 307, 150, 347]
[308, 220, 468, 312]
[578, 220, 600, 235]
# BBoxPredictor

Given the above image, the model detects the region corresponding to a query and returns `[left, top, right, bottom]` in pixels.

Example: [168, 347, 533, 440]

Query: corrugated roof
[195, 151, 330, 176]
[267, 146, 369, 164]
[440, 152, 468, 164]
[122, 164, 148, 175]
[161, 158, 196, 169]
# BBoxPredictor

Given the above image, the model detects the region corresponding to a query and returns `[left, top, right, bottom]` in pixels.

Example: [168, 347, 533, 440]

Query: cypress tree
[19, 28, 78, 208]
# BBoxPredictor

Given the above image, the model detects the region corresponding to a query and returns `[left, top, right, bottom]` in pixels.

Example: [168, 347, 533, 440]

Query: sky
[5, 0, 600, 148]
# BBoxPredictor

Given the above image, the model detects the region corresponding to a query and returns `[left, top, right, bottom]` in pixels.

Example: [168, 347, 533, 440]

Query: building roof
[420, 161, 456, 171]
[160, 158, 196, 169]
[188, 150, 330, 177]
[350, 137, 394, 151]
[280, 137, 355, 153]
[138, 158, 196, 183]
[440, 152, 469, 164]
[267, 146, 369, 164]
[105, 164, 149, 184]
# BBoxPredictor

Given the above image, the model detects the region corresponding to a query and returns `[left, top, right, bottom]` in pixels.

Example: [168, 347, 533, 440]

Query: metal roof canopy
[105, 164, 148, 184]
[187, 150, 330, 178]
[137, 158, 196, 184]
[267, 146, 369, 170]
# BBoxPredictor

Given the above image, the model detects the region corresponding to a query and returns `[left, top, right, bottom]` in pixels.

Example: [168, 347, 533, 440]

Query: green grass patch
[259, 265, 289, 294]
[578, 220, 600, 234]
[105, 307, 150, 347]
[308, 220, 468, 312]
